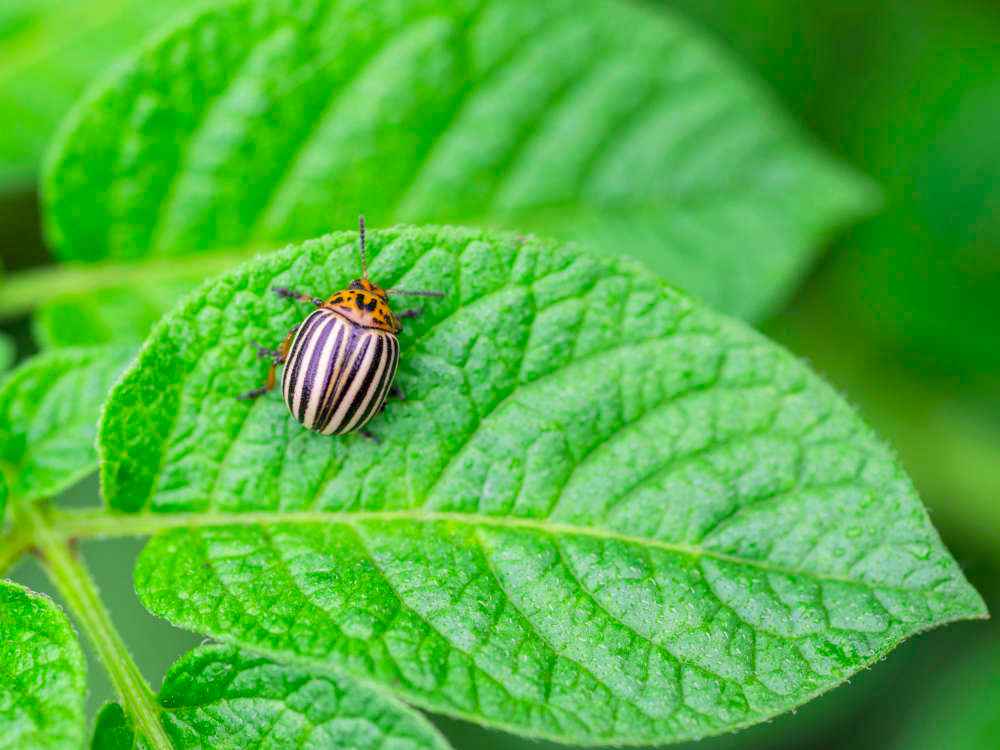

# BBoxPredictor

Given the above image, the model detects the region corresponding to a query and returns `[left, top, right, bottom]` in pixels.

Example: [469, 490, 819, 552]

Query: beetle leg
[277, 327, 296, 358]
[390, 383, 406, 400]
[253, 324, 298, 364]
[238, 385, 269, 400]
[238, 328, 296, 400]
[359, 428, 382, 444]
[238, 361, 279, 400]
[253, 342, 281, 361]
[274, 287, 324, 306]
[397, 308, 422, 319]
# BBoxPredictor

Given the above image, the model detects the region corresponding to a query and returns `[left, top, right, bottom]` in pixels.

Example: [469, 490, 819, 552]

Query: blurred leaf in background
[0, 0, 201, 190]
[28, 0, 874, 350]
[32, 275, 211, 348]
[837, 1, 1000, 379]
[665, 0, 1000, 556]
[890, 639, 1000, 750]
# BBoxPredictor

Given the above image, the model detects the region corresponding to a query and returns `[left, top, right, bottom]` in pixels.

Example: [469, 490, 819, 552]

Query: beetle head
[348, 277, 388, 300]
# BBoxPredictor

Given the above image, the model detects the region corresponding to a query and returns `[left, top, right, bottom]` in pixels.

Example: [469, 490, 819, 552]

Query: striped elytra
[238, 216, 443, 438]
[281, 308, 399, 435]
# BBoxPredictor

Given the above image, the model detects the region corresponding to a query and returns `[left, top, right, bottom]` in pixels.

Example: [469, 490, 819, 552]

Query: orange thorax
[322, 278, 400, 333]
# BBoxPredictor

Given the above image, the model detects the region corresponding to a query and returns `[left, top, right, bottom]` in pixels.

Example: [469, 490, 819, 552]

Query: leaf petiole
[0, 527, 30, 576]
[0, 246, 259, 319]
[18, 503, 172, 750]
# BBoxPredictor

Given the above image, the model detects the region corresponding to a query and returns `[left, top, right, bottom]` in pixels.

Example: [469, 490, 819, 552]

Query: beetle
[239, 216, 443, 438]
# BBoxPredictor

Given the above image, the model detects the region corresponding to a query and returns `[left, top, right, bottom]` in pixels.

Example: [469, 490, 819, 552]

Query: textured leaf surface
[44, 0, 874, 321]
[0, 580, 86, 750]
[90, 645, 452, 750]
[0, 0, 199, 187]
[0, 345, 133, 501]
[100, 226, 984, 744]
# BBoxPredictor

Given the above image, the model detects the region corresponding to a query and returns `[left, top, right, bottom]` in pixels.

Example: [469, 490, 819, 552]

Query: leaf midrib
[55, 507, 943, 594]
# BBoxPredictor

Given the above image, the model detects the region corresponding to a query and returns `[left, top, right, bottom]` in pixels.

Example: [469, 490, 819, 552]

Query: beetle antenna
[358, 214, 367, 279]
[385, 288, 445, 298]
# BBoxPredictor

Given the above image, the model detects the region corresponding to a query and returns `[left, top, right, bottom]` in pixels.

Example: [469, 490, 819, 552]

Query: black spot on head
[364, 297, 378, 312]
[332, 296, 344, 304]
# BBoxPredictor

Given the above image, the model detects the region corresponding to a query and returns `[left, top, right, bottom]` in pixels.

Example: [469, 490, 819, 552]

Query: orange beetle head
[348, 277, 388, 300]
[324, 280, 399, 334]
[321, 216, 441, 333]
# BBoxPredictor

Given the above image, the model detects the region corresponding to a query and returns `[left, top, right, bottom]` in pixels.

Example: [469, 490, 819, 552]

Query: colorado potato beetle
[239, 217, 443, 438]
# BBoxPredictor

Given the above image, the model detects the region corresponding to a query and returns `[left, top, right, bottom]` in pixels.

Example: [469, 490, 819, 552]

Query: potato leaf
[0, 345, 133, 501]
[90, 645, 452, 749]
[98, 226, 984, 745]
[0, 0, 201, 188]
[0, 581, 86, 750]
[43, 0, 875, 322]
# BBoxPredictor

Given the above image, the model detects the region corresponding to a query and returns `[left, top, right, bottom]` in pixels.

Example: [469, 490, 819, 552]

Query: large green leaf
[0, 0, 200, 188]
[0, 345, 133, 501]
[99, 226, 984, 745]
[0, 580, 86, 750]
[90, 645, 452, 750]
[43, 0, 875, 323]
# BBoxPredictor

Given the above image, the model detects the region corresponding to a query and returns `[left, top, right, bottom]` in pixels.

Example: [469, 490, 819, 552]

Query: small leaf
[102, 227, 984, 745]
[0, 345, 133, 501]
[0, 0, 200, 187]
[0, 580, 86, 750]
[90, 704, 138, 750]
[91, 644, 452, 750]
[43, 0, 875, 322]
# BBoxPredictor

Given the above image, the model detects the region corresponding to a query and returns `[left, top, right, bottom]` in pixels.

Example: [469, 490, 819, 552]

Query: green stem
[0, 527, 30, 576]
[22, 504, 172, 750]
[0, 247, 260, 319]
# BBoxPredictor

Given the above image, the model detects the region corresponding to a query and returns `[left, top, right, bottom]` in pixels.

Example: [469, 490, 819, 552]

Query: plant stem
[0, 247, 259, 319]
[22, 504, 172, 750]
[0, 527, 30, 575]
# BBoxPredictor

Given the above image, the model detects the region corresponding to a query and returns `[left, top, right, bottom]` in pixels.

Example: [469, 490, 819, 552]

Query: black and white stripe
[281, 309, 399, 435]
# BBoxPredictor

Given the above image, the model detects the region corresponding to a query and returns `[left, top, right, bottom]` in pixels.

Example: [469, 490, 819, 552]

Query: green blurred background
[2, 0, 998, 748]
